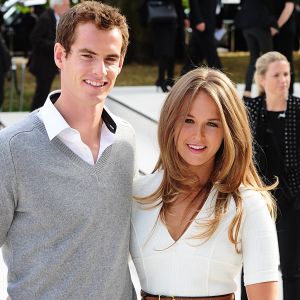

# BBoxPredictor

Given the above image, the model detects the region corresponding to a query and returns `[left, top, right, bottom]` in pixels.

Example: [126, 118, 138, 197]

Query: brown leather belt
[141, 290, 235, 300]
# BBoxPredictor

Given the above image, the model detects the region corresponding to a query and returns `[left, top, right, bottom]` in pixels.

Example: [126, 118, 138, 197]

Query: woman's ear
[257, 75, 265, 88]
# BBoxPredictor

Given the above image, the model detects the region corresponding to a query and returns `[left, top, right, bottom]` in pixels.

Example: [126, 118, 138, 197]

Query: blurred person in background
[181, 0, 222, 75]
[28, 0, 70, 111]
[0, 9, 11, 111]
[243, 51, 300, 300]
[140, 0, 185, 92]
[235, 0, 276, 98]
[272, 0, 295, 94]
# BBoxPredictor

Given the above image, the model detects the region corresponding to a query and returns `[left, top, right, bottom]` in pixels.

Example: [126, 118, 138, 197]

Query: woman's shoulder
[238, 186, 268, 214]
[289, 94, 300, 104]
[244, 95, 263, 107]
[133, 170, 164, 197]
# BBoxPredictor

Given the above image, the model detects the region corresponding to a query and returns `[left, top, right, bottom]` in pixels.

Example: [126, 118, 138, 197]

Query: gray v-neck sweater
[0, 112, 136, 299]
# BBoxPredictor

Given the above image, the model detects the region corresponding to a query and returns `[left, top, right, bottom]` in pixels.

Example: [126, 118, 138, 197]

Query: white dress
[130, 171, 279, 297]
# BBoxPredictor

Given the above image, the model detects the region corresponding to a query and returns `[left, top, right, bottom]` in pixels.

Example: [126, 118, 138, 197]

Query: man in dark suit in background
[29, 0, 70, 111]
[181, 0, 222, 75]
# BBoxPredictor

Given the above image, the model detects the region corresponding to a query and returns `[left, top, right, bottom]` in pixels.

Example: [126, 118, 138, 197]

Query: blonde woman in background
[131, 67, 279, 300]
[244, 51, 300, 299]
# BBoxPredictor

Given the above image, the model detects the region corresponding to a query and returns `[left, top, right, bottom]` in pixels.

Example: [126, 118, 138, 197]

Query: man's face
[54, 22, 123, 108]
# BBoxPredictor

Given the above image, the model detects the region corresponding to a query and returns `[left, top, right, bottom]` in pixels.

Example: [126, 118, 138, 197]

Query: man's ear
[117, 56, 124, 74]
[54, 43, 65, 70]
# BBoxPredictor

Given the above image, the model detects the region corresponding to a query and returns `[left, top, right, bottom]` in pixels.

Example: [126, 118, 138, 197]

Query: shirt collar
[38, 90, 117, 141]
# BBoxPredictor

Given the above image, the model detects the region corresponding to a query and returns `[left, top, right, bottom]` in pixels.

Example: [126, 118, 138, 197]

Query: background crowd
[1, 0, 300, 110]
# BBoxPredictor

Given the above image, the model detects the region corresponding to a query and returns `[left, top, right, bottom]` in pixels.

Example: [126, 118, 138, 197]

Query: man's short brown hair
[56, 1, 129, 57]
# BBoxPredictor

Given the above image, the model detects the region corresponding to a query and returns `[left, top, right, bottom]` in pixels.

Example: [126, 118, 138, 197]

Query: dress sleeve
[241, 189, 279, 285]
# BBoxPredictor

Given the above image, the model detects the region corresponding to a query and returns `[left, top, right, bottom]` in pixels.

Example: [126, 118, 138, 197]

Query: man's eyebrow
[78, 48, 97, 55]
[78, 48, 120, 59]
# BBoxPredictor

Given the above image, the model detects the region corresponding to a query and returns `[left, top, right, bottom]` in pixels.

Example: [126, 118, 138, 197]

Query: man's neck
[54, 97, 104, 162]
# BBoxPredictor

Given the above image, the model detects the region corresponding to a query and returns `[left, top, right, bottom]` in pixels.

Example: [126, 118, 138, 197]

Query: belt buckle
[158, 296, 175, 299]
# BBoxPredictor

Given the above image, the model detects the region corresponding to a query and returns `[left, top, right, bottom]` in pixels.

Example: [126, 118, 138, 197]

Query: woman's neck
[265, 93, 287, 111]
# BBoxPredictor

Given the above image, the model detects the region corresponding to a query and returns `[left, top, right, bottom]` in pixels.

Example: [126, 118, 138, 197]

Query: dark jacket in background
[235, 0, 278, 29]
[181, 0, 222, 73]
[189, 0, 217, 32]
[28, 8, 58, 111]
[272, 0, 296, 33]
[245, 95, 300, 205]
[28, 8, 57, 78]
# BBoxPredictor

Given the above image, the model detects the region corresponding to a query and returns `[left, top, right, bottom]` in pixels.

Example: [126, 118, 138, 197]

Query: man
[0, 2, 136, 299]
[181, 0, 222, 74]
[29, 0, 70, 111]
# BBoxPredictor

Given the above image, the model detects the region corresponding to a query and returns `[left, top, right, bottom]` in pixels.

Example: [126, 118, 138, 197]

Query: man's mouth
[84, 79, 107, 87]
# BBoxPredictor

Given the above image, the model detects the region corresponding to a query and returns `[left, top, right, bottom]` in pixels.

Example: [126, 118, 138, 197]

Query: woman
[244, 51, 300, 299]
[131, 67, 279, 299]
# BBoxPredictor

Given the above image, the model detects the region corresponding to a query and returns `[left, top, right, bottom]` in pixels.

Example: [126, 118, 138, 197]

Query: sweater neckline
[30, 112, 117, 173]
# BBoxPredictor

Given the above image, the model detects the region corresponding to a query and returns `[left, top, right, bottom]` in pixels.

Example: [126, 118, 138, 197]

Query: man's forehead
[72, 23, 121, 44]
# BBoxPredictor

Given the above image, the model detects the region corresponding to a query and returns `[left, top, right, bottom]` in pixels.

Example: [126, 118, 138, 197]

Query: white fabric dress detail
[130, 171, 279, 297]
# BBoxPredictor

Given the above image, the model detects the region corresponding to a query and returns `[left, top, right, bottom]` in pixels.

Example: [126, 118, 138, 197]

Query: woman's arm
[241, 189, 280, 299]
[277, 2, 295, 29]
[246, 281, 278, 300]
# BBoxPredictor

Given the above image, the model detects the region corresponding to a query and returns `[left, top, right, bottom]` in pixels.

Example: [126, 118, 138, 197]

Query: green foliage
[182, 0, 189, 9]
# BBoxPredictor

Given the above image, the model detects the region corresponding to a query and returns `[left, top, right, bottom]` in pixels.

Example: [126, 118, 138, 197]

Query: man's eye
[82, 54, 93, 59]
[106, 57, 119, 65]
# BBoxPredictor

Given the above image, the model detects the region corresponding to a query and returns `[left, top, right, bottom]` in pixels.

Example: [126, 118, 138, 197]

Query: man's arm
[0, 142, 16, 247]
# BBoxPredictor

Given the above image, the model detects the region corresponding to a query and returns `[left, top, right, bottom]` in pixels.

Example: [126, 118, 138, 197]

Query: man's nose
[94, 59, 107, 76]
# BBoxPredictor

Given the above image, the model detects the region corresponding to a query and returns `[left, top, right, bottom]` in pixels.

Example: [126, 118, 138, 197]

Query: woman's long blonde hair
[137, 67, 276, 251]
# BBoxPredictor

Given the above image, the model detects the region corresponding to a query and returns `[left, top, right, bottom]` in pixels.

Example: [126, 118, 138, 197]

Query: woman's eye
[184, 118, 194, 124]
[207, 122, 218, 127]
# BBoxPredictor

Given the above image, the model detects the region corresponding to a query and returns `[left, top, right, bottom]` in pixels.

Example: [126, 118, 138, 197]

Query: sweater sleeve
[241, 189, 279, 285]
[0, 136, 17, 247]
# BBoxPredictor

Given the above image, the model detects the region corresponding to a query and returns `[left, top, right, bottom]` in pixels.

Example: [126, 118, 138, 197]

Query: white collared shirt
[37, 92, 115, 165]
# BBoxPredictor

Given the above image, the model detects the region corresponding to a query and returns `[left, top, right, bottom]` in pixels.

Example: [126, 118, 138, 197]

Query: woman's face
[259, 60, 290, 98]
[175, 91, 224, 177]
